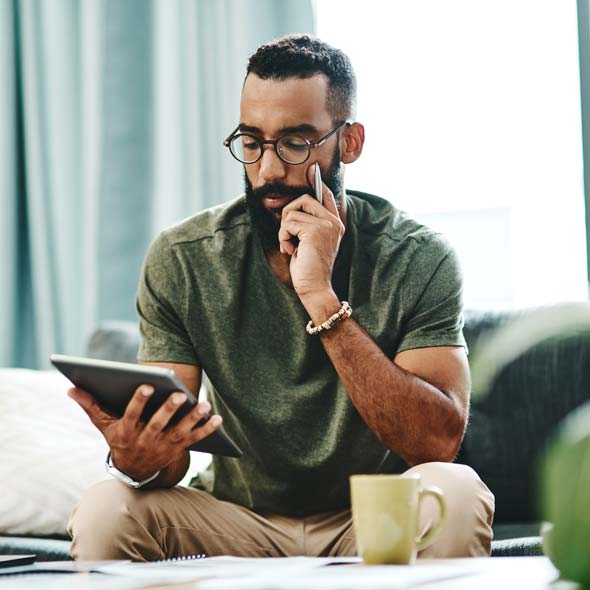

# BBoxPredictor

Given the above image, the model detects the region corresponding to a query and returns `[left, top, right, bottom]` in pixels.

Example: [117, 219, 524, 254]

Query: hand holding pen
[278, 163, 344, 303]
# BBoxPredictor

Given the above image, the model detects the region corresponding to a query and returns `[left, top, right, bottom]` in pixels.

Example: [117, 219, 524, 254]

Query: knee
[447, 463, 495, 523]
[408, 462, 495, 557]
[407, 462, 494, 520]
[68, 479, 159, 560]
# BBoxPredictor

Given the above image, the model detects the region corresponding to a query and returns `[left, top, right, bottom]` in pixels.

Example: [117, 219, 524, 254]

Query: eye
[241, 137, 259, 150]
[280, 136, 308, 151]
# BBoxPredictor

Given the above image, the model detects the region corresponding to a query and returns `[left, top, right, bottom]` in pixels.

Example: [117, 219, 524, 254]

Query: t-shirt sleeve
[135, 232, 199, 365]
[396, 235, 467, 354]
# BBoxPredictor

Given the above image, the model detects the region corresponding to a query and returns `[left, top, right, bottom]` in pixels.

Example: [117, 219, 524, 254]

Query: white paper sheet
[95, 556, 474, 589]
[197, 561, 475, 590]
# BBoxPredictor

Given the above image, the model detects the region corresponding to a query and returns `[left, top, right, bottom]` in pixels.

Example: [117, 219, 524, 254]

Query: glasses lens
[230, 135, 261, 163]
[277, 135, 310, 164]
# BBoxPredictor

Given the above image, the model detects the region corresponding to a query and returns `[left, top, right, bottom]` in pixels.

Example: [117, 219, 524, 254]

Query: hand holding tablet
[51, 354, 242, 484]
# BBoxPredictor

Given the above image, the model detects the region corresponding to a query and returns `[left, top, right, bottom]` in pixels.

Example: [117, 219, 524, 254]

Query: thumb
[321, 181, 340, 220]
[68, 387, 115, 432]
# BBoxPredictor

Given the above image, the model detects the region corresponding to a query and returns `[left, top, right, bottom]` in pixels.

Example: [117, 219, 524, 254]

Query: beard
[244, 146, 344, 252]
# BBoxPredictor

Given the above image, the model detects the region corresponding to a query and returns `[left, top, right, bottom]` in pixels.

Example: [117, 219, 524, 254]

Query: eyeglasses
[223, 120, 351, 165]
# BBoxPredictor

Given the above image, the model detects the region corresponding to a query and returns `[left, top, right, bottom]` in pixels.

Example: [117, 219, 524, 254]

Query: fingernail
[197, 403, 209, 415]
[210, 415, 222, 427]
[173, 393, 186, 405]
[142, 386, 155, 397]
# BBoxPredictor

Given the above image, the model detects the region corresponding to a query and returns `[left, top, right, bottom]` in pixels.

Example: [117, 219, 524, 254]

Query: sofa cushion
[87, 321, 140, 363]
[0, 536, 72, 562]
[459, 308, 590, 523]
[0, 369, 109, 537]
[490, 537, 543, 557]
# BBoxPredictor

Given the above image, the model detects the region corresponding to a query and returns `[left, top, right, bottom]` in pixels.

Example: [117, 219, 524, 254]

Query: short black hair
[246, 34, 356, 123]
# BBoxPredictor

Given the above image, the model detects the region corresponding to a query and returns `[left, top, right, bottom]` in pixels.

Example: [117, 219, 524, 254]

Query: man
[68, 34, 494, 560]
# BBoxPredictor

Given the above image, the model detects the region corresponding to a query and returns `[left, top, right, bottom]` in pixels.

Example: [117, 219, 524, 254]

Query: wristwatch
[105, 451, 161, 489]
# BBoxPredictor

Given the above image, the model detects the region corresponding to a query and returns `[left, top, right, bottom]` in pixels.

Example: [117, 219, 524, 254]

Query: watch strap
[105, 451, 161, 489]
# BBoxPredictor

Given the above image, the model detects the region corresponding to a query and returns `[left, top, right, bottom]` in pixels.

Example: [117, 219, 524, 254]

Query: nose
[258, 145, 287, 184]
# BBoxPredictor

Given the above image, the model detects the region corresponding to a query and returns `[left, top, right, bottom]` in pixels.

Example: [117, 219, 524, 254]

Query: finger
[186, 414, 223, 447]
[68, 387, 115, 432]
[278, 218, 313, 255]
[122, 384, 155, 424]
[283, 210, 315, 224]
[144, 391, 188, 434]
[279, 217, 333, 255]
[280, 236, 296, 257]
[279, 216, 331, 244]
[172, 401, 212, 438]
[281, 194, 326, 220]
[279, 211, 318, 254]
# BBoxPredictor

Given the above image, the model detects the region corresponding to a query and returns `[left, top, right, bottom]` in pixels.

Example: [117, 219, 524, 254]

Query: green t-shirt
[136, 190, 466, 516]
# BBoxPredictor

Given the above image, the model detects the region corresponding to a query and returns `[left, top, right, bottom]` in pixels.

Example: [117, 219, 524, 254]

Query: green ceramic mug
[350, 473, 447, 564]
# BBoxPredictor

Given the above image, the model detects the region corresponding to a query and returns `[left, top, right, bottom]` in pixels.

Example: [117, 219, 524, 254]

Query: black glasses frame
[223, 120, 352, 165]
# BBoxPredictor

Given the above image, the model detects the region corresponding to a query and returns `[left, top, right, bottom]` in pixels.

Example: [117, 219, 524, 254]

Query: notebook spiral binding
[154, 554, 207, 563]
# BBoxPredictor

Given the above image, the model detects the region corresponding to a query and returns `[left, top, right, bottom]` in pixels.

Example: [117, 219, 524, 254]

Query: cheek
[288, 167, 311, 186]
[316, 152, 337, 174]
[244, 165, 258, 187]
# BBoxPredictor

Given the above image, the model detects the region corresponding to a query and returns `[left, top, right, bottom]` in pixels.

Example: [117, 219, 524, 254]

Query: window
[317, 0, 587, 308]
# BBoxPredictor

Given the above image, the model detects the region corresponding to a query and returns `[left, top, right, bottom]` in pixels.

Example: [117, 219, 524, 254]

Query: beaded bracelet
[306, 301, 352, 335]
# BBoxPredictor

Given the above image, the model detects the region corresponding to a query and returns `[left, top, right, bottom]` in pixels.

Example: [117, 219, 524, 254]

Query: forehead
[240, 74, 332, 133]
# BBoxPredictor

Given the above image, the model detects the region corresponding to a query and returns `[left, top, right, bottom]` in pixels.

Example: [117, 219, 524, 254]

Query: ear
[339, 122, 365, 164]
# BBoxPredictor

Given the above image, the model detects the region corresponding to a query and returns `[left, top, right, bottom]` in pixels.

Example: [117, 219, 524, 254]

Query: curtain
[0, 0, 315, 368]
[579, 0, 590, 286]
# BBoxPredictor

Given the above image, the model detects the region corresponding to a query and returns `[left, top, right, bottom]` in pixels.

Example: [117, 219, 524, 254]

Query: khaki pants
[68, 462, 494, 561]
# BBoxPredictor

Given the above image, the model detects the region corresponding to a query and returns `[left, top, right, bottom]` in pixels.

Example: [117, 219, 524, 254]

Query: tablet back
[50, 354, 242, 458]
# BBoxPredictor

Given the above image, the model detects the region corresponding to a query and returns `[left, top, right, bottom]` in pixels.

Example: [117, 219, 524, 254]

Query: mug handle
[415, 485, 447, 552]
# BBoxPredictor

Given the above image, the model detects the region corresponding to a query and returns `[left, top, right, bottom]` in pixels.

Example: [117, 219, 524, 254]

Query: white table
[0, 556, 577, 590]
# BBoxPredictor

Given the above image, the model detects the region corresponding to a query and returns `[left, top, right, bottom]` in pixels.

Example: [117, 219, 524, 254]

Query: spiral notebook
[0, 554, 206, 577]
[94, 555, 360, 583]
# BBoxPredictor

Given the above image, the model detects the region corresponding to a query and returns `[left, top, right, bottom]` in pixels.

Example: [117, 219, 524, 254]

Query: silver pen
[314, 163, 323, 206]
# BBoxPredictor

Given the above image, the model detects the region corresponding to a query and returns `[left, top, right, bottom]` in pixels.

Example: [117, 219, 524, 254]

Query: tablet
[0, 555, 36, 568]
[50, 354, 242, 458]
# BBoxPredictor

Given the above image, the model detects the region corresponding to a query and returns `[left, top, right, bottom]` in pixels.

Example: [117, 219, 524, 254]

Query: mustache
[249, 182, 312, 201]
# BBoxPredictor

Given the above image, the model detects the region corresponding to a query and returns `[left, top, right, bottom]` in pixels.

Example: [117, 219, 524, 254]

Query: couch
[1, 307, 588, 560]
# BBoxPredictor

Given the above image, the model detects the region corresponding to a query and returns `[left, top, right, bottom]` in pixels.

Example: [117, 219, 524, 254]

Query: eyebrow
[238, 123, 319, 136]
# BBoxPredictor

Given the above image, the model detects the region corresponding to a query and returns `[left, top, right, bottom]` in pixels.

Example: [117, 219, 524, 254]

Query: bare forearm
[304, 294, 465, 465]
